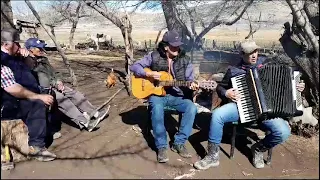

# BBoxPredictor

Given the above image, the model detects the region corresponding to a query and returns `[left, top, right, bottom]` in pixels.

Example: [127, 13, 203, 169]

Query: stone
[1, 120, 30, 163]
[291, 107, 318, 126]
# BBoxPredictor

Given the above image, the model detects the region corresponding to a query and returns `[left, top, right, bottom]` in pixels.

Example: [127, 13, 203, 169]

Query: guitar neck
[159, 81, 191, 87]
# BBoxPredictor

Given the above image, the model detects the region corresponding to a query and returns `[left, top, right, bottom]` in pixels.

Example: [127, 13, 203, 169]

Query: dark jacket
[1, 51, 40, 93]
[24, 56, 61, 88]
[217, 56, 266, 103]
[1, 51, 40, 119]
[130, 49, 194, 98]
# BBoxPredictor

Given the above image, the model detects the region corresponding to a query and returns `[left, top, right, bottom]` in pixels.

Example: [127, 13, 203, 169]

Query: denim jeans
[209, 102, 291, 149]
[148, 94, 197, 149]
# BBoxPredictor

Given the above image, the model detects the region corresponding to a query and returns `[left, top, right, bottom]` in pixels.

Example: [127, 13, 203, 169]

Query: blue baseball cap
[162, 30, 183, 47]
[25, 38, 47, 50]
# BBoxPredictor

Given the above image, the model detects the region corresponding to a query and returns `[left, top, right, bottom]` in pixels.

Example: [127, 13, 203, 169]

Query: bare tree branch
[245, 11, 262, 39]
[24, 0, 78, 86]
[196, 0, 254, 44]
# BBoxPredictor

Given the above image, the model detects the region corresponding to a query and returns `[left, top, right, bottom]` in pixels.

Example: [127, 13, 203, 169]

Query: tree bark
[1, 0, 15, 29]
[25, 0, 78, 86]
[68, 2, 81, 51]
[280, 0, 319, 119]
[69, 20, 78, 51]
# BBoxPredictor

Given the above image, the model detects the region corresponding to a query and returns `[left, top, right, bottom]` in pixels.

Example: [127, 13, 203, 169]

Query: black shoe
[157, 148, 169, 163]
[171, 143, 192, 158]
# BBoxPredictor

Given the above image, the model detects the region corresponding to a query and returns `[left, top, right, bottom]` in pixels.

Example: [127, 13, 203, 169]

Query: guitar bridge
[142, 79, 145, 91]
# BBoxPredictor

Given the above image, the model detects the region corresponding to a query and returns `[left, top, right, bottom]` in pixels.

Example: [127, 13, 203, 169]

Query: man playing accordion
[194, 40, 305, 169]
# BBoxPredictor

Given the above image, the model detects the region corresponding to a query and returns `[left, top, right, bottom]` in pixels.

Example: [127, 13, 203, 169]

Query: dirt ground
[1, 51, 319, 179]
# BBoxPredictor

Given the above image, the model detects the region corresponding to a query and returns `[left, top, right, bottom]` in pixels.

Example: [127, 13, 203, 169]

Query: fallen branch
[89, 86, 125, 118]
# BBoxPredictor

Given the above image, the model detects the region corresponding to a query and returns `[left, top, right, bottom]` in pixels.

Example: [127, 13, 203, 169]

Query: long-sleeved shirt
[130, 52, 194, 97]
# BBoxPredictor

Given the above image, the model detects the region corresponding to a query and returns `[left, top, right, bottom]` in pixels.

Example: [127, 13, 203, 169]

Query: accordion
[231, 64, 303, 123]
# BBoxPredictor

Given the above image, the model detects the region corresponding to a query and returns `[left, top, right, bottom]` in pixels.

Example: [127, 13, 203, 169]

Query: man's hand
[146, 71, 161, 80]
[226, 88, 240, 102]
[18, 48, 34, 57]
[296, 82, 305, 92]
[189, 82, 199, 91]
[56, 81, 65, 91]
[35, 94, 54, 106]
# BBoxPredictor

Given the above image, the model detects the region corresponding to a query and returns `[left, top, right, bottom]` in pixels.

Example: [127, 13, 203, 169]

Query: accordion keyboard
[231, 74, 257, 123]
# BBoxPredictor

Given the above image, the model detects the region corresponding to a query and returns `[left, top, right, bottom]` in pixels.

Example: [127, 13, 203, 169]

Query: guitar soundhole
[154, 80, 160, 87]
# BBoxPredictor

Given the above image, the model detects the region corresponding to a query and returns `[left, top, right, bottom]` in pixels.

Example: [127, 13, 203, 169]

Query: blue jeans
[209, 102, 291, 149]
[148, 94, 197, 149]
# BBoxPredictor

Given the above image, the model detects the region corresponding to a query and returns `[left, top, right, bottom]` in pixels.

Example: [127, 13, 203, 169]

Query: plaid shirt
[1, 65, 16, 89]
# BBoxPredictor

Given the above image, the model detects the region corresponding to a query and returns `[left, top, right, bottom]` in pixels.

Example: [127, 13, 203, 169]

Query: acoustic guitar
[131, 68, 218, 99]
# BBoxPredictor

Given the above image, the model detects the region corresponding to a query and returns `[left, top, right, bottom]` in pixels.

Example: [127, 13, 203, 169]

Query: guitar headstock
[198, 80, 218, 90]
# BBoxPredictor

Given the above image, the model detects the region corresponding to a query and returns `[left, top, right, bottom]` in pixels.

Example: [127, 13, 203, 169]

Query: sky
[11, 0, 221, 16]
[10, 0, 163, 16]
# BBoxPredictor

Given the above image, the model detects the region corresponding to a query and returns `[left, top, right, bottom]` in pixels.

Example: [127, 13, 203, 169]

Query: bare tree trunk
[25, 0, 78, 86]
[286, 0, 319, 57]
[69, 21, 78, 51]
[280, 0, 319, 119]
[1, 0, 15, 29]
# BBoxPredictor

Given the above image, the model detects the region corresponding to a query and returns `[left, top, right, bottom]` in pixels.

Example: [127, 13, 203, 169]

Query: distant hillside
[14, 1, 292, 31]
[74, 1, 291, 31]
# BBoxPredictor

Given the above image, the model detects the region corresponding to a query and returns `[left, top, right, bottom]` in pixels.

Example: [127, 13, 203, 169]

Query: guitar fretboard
[159, 81, 192, 87]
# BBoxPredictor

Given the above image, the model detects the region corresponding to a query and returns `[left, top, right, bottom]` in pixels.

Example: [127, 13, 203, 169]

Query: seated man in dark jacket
[24, 38, 109, 132]
[1, 28, 56, 161]
[193, 40, 305, 169]
[130, 30, 198, 163]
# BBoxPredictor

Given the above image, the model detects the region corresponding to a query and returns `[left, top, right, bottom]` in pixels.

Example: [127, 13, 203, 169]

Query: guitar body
[131, 68, 174, 99]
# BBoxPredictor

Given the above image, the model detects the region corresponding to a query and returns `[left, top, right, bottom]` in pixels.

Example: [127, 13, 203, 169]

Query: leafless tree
[84, 0, 134, 94]
[1, 0, 15, 29]
[50, 1, 92, 50]
[243, 11, 262, 39]
[161, 1, 253, 52]
[25, 0, 78, 86]
[280, 0, 319, 119]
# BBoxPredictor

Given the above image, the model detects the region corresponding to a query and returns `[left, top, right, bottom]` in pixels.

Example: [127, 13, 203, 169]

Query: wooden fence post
[144, 40, 148, 51]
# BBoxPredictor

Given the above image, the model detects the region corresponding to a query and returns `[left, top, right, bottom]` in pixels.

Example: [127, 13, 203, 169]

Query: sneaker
[157, 148, 169, 163]
[29, 146, 56, 162]
[171, 143, 192, 158]
[194, 142, 220, 170]
[53, 132, 62, 140]
[87, 105, 110, 132]
[83, 112, 91, 121]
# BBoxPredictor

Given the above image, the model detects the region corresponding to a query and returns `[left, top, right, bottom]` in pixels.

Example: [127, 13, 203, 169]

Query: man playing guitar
[130, 30, 198, 163]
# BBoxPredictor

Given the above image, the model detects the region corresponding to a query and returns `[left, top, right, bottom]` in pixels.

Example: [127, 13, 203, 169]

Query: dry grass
[20, 26, 284, 48]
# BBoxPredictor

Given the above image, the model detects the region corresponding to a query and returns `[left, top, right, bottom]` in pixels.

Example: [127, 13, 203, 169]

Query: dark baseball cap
[1, 28, 23, 43]
[162, 30, 183, 47]
[25, 38, 47, 50]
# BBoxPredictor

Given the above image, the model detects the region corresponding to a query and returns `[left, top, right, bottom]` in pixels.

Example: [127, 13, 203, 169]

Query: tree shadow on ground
[120, 105, 185, 152]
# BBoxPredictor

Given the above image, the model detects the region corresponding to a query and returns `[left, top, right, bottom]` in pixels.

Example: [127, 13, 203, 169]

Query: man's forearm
[4, 84, 39, 100]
